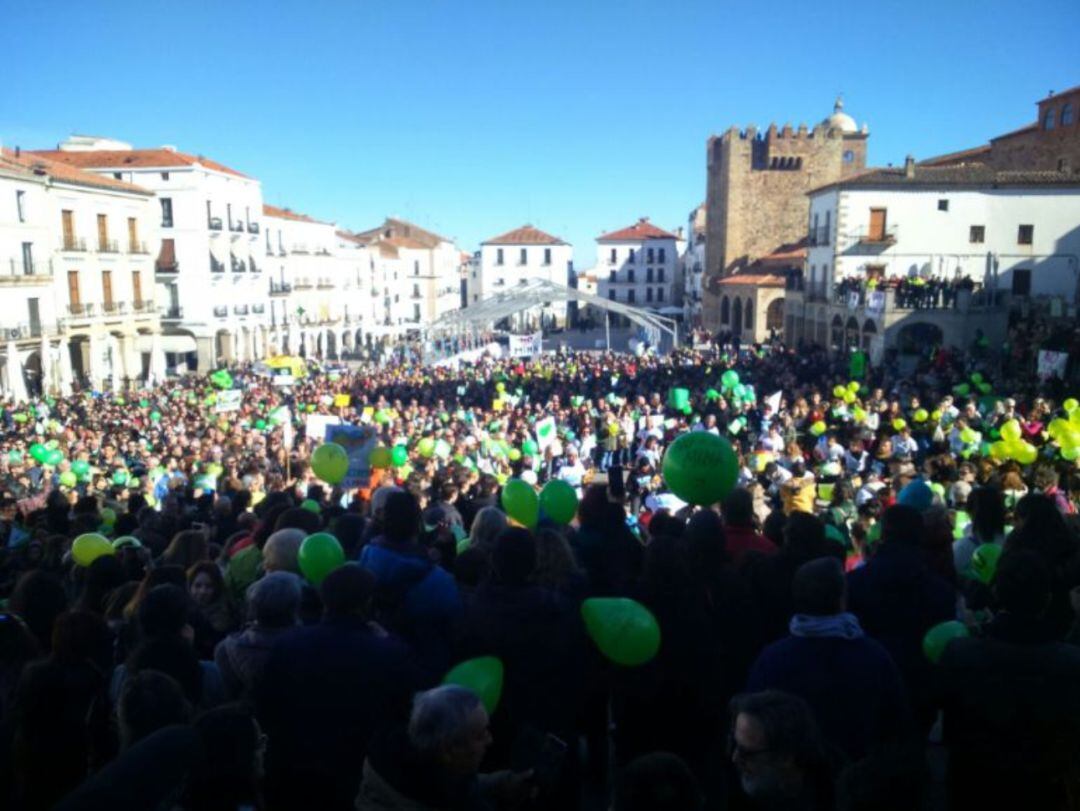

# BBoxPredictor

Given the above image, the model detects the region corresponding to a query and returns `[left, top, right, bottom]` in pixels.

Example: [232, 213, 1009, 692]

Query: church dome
[823, 97, 857, 134]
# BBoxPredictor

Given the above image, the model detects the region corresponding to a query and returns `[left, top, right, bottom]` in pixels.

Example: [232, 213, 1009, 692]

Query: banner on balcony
[214, 389, 243, 413]
[1037, 350, 1068, 381]
[508, 332, 543, 358]
[847, 292, 860, 310]
[866, 291, 885, 315]
[325, 423, 379, 489]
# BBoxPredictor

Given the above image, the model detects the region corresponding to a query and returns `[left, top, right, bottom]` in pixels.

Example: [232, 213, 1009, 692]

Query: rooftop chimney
[904, 155, 915, 179]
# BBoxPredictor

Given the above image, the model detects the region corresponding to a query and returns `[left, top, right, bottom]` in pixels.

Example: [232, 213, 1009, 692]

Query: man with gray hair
[356, 685, 534, 810]
[213, 571, 302, 701]
[261, 528, 305, 574]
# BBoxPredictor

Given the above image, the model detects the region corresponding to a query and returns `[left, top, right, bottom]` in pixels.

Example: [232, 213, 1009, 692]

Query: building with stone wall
[703, 99, 869, 330]
[923, 84, 1080, 175]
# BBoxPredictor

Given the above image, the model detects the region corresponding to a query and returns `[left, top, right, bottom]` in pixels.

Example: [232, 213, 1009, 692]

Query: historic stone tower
[703, 99, 869, 329]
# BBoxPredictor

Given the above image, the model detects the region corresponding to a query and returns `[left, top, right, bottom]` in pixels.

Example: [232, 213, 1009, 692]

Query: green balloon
[311, 442, 349, 485]
[255, 419, 267, 430]
[522, 439, 539, 456]
[301, 498, 321, 514]
[297, 532, 345, 586]
[150, 411, 162, 423]
[661, 431, 738, 506]
[44, 449, 64, 467]
[539, 479, 578, 525]
[581, 597, 661, 667]
[668, 387, 690, 410]
[210, 369, 233, 389]
[112, 470, 129, 486]
[391, 445, 409, 467]
[59, 471, 77, 488]
[12, 413, 28, 423]
[923, 620, 969, 664]
[29, 443, 47, 463]
[71, 532, 114, 567]
[71, 459, 90, 476]
[443, 656, 504, 715]
[971, 543, 1003, 585]
[500, 478, 539, 528]
[370, 446, 393, 469]
[100, 507, 117, 526]
[721, 369, 740, 390]
[705, 388, 721, 401]
[417, 437, 436, 458]
[7, 450, 23, 464]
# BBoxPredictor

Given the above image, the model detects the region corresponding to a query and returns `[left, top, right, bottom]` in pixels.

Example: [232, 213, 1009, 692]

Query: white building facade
[788, 160, 1080, 358]
[478, 225, 572, 328]
[682, 204, 706, 326]
[597, 218, 684, 318]
[32, 137, 273, 372]
[1, 147, 164, 399]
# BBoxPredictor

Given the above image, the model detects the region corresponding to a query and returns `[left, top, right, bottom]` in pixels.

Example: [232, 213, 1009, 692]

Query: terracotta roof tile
[918, 145, 992, 167]
[263, 204, 331, 225]
[597, 218, 678, 242]
[482, 224, 566, 246]
[1, 147, 151, 195]
[29, 147, 250, 178]
[810, 164, 1080, 194]
[715, 273, 786, 288]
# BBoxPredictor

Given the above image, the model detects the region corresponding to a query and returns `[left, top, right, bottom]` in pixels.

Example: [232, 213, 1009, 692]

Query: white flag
[765, 391, 783, 414]
[535, 416, 557, 453]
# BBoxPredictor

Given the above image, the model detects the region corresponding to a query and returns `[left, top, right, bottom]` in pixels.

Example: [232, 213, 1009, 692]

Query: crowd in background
[0, 334, 1079, 810]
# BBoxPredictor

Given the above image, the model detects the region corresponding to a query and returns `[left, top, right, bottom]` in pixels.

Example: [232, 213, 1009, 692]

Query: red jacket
[725, 525, 777, 565]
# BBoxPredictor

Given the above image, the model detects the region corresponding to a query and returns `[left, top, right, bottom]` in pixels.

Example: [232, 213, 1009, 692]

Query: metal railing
[293, 279, 313, 289]
[61, 237, 87, 252]
[850, 225, 899, 246]
[209, 217, 223, 231]
[247, 222, 260, 234]
[68, 303, 94, 317]
[291, 246, 310, 255]
[269, 281, 292, 295]
[3, 322, 46, 339]
[213, 306, 229, 317]
[234, 304, 249, 315]
[4, 259, 51, 279]
[98, 239, 120, 253]
[317, 279, 334, 289]
[132, 300, 157, 314]
[102, 301, 125, 315]
[230, 221, 245, 233]
[252, 303, 265, 314]
[164, 306, 183, 319]
[128, 241, 149, 254]
[807, 226, 830, 246]
[211, 255, 225, 273]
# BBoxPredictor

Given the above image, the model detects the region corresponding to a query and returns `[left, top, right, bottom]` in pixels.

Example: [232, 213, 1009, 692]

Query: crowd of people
[832, 276, 981, 311]
[0, 335, 1079, 810]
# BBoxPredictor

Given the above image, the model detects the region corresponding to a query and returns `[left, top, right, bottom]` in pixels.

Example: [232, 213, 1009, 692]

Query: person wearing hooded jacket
[359, 490, 462, 675]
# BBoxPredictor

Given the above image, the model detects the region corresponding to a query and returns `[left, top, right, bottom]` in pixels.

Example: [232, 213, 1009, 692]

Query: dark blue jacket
[256, 616, 426, 811]
[359, 538, 462, 673]
[748, 632, 909, 760]
[847, 543, 955, 722]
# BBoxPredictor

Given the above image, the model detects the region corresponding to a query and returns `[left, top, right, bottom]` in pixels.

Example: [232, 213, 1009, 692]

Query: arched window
[721, 296, 730, 324]
[1062, 103, 1074, 126]
[733, 297, 743, 333]
[744, 298, 754, 329]
[830, 315, 844, 350]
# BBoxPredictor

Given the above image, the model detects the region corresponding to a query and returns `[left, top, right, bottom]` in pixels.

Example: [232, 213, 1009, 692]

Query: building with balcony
[349, 218, 464, 339]
[263, 204, 356, 358]
[787, 158, 1080, 361]
[31, 136, 272, 372]
[478, 225, 572, 329]
[0, 147, 164, 398]
[596, 218, 684, 326]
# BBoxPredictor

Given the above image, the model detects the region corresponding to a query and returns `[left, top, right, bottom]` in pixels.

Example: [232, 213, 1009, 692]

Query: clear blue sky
[3, 0, 1078, 266]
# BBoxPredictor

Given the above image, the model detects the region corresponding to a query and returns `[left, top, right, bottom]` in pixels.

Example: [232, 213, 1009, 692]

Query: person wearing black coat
[455, 527, 587, 806]
[939, 549, 1080, 810]
[256, 564, 428, 811]
[847, 506, 956, 735]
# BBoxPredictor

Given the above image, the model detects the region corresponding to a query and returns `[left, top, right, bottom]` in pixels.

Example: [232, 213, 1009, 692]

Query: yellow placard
[334, 394, 351, 408]
[492, 399, 505, 412]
